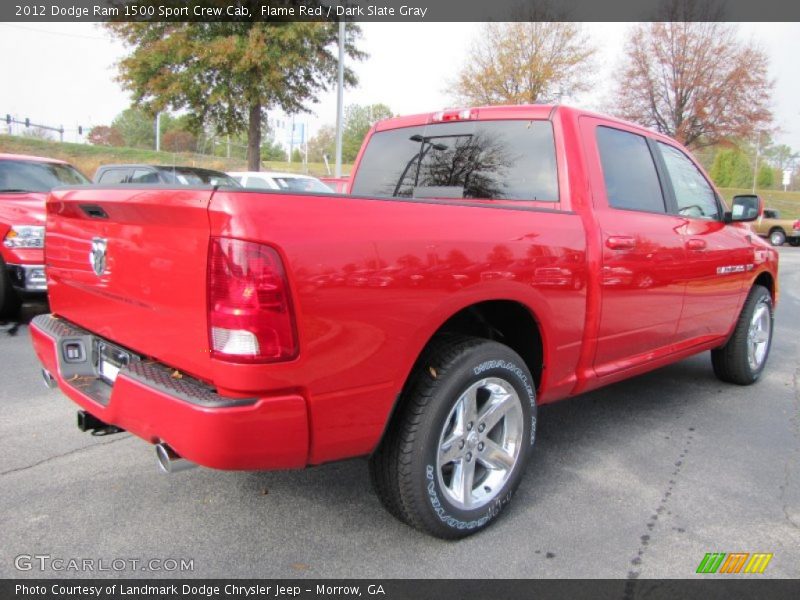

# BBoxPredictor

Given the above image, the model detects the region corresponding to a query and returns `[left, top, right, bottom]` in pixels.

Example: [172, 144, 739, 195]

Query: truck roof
[373, 104, 670, 143]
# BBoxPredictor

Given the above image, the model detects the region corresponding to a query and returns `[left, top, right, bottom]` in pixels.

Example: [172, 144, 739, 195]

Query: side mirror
[724, 194, 763, 223]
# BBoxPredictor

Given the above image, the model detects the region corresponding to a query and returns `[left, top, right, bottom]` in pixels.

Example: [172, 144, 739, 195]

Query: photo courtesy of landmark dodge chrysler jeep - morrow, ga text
[30, 105, 778, 538]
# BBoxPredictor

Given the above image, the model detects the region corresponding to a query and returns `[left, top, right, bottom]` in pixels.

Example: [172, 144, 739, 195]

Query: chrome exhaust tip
[41, 368, 57, 389]
[155, 443, 196, 474]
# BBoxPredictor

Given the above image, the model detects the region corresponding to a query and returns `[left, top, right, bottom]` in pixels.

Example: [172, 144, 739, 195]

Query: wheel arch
[753, 270, 776, 301]
[374, 296, 549, 452]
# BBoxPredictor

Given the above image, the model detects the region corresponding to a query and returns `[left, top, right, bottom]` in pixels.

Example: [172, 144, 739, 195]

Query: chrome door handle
[606, 236, 636, 250]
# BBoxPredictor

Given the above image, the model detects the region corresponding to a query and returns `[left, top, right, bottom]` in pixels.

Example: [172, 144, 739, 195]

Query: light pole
[334, 20, 345, 178]
[752, 130, 761, 194]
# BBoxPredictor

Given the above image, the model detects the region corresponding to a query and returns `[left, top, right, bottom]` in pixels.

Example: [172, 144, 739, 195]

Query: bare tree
[452, 22, 595, 106]
[612, 21, 773, 148]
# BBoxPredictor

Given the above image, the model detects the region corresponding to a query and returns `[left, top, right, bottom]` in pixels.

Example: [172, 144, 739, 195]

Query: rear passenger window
[596, 127, 665, 213]
[657, 143, 720, 220]
[98, 169, 129, 184]
[130, 169, 159, 184]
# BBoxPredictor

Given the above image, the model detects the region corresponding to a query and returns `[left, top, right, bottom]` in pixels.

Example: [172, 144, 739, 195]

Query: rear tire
[711, 285, 773, 385]
[769, 229, 786, 246]
[789, 238, 800, 247]
[0, 260, 21, 320]
[369, 335, 536, 539]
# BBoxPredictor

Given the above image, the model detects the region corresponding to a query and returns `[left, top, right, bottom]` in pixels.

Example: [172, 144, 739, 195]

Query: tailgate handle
[80, 204, 108, 219]
[606, 236, 636, 250]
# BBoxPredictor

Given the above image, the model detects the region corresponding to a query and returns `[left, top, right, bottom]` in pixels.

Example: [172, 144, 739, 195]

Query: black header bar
[2, 0, 799, 23]
[4, 579, 800, 600]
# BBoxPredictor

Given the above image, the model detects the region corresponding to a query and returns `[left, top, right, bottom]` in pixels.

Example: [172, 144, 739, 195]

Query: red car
[319, 175, 350, 193]
[0, 154, 89, 316]
[30, 106, 778, 538]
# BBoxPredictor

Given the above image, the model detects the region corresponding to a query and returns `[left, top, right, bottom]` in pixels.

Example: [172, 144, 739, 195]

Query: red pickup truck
[30, 105, 778, 538]
[0, 153, 90, 317]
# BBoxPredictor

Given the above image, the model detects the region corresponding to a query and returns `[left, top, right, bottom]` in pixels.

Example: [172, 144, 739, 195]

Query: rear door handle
[686, 238, 707, 251]
[606, 236, 636, 250]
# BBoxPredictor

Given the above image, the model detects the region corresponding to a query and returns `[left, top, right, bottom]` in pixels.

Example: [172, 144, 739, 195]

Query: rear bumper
[29, 314, 309, 470]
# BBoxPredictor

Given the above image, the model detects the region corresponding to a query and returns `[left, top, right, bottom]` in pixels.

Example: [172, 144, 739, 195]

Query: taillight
[207, 237, 298, 363]
[793, 220, 800, 231]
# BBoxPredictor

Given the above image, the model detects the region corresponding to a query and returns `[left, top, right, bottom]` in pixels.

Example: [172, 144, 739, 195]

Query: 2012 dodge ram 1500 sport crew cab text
[30, 105, 778, 538]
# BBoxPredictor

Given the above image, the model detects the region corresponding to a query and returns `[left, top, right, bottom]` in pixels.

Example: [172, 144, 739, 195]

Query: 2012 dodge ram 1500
[30, 105, 778, 538]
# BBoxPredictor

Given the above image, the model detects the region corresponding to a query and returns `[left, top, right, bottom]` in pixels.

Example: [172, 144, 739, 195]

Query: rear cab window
[350, 120, 559, 202]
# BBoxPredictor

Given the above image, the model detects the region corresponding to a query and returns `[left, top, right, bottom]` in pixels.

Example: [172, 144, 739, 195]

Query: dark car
[93, 164, 240, 187]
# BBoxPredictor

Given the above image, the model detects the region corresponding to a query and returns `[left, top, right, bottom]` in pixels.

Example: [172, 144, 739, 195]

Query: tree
[261, 137, 287, 162]
[612, 21, 773, 148]
[87, 125, 124, 147]
[757, 164, 775, 188]
[162, 130, 196, 152]
[452, 22, 594, 106]
[106, 18, 365, 170]
[307, 124, 336, 164]
[709, 147, 753, 188]
[342, 104, 393, 162]
[111, 107, 155, 148]
[764, 144, 798, 172]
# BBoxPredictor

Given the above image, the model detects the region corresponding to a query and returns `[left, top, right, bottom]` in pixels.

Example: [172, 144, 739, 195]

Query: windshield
[0, 160, 89, 193]
[272, 176, 333, 193]
[158, 167, 240, 187]
[350, 120, 559, 201]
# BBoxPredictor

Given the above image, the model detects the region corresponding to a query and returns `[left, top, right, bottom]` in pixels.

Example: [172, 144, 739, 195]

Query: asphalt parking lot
[1, 248, 798, 580]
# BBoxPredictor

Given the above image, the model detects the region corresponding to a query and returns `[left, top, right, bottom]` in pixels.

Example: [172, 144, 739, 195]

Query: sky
[0, 21, 797, 150]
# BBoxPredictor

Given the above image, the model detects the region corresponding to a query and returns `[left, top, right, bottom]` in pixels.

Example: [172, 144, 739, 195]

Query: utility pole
[752, 130, 761, 193]
[334, 20, 345, 178]
[155, 112, 161, 152]
[289, 115, 295, 164]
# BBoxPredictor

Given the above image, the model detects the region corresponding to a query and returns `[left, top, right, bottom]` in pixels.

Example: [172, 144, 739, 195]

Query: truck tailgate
[45, 187, 214, 380]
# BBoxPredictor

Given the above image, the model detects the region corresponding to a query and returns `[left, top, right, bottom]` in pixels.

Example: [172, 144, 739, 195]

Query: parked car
[31, 105, 778, 539]
[93, 164, 239, 187]
[228, 171, 333, 193]
[0, 153, 89, 316]
[747, 203, 800, 246]
[319, 175, 350, 193]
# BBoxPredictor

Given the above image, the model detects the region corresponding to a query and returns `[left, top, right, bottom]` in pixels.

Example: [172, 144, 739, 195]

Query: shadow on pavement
[0, 299, 49, 336]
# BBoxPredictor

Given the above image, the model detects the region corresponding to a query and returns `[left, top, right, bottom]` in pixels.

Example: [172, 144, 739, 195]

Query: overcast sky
[0, 21, 797, 150]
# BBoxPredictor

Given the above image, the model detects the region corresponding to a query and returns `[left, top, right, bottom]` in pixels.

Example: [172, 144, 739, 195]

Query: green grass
[0, 135, 350, 179]
[718, 188, 800, 220]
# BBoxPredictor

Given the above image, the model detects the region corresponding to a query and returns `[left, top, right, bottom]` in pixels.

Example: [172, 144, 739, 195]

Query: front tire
[370, 335, 536, 539]
[711, 285, 774, 385]
[769, 229, 786, 246]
